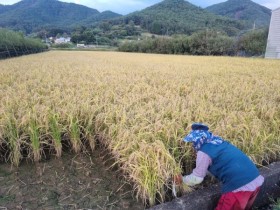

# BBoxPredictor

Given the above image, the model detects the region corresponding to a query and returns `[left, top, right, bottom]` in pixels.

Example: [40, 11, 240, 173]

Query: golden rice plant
[3, 114, 21, 166]
[83, 118, 96, 151]
[28, 117, 41, 162]
[68, 115, 81, 153]
[124, 140, 184, 206]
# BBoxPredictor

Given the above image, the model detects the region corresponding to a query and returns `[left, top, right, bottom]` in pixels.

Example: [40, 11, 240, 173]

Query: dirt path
[0, 151, 144, 210]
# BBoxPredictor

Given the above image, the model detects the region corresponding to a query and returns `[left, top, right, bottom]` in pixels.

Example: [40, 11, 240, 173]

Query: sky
[0, 0, 279, 15]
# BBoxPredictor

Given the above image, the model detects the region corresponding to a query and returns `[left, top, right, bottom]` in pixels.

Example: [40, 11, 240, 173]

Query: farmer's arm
[183, 151, 212, 186]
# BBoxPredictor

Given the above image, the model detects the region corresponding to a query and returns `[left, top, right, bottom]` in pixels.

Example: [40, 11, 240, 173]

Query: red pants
[215, 187, 260, 210]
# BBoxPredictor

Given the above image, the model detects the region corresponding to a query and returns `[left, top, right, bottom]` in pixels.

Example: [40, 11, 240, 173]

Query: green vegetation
[51, 43, 75, 49]
[111, 0, 246, 36]
[0, 28, 47, 59]
[48, 113, 62, 158]
[0, 0, 254, 38]
[70, 23, 141, 46]
[206, 0, 271, 28]
[119, 28, 268, 56]
[0, 0, 270, 57]
[273, 198, 280, 210]
[0, 195, 16, 205]
[0, 0, 121, 34]
[0, 0, 271, 55]
[237, 29, 268, 56]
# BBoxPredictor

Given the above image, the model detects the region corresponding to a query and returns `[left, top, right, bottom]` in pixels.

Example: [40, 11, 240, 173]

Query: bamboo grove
[0, 29, 47, 59]
[0, 51, 279, 206]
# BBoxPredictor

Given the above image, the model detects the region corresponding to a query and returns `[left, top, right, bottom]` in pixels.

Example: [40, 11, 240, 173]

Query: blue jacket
[200, 141, 260, 193]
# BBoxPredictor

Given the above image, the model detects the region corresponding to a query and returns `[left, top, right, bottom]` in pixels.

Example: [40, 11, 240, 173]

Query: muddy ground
[1, 151, 276, 210]
[0, 151, 144, 210]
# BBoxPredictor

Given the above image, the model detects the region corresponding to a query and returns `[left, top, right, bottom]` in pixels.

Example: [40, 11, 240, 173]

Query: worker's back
[200, 141, 260, 193]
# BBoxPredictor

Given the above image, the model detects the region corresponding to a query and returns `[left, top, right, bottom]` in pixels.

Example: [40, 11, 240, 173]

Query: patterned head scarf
[183, 123, 224, 151]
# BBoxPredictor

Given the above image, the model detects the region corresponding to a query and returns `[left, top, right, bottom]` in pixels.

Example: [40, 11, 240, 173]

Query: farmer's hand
[174, 174, 183, 185]
[183, 174, 204, 186]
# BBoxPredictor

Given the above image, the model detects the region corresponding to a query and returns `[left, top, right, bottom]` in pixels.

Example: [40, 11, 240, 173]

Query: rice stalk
[48, 113, 62, 157]
[125, 140, 184, 206]
[4, 115, 21, 166]
[83, 115, 96, 151]
[68, 115, 81, 153]
[28, 118, 41, 162]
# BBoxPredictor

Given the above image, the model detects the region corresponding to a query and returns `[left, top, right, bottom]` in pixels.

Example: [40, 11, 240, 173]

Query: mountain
[0, 0, 121, 33]
[0, 4, 5, 13]
[206, 0, 271, 28]
[114, 0, 246, 36]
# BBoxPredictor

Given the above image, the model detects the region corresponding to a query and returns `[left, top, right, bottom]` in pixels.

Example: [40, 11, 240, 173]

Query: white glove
[182, 174, 204, 186]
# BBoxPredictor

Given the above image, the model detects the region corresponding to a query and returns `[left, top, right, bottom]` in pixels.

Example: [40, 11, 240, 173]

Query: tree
[189, 30, 234, 55]
[237, 29, 268, 56]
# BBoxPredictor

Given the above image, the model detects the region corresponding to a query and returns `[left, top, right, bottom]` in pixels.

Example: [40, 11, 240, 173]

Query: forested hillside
[110, 0, 246, 36]
[0, 0, 121, 33]
[0, 4, 4, 13]
[0, 0, 271, 37]
[206, 0, 271, 28]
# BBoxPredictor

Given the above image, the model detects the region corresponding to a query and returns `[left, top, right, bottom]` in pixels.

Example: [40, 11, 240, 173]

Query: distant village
[45, 36, 99, 48]
[45, 36, 83, 48]
[49, 36, 71, 44]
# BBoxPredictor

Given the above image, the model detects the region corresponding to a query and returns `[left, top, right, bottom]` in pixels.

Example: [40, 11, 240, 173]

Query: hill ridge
[206, 0, 271, 27]
[0, 0, 121, 33]
[117, 0, 246, 36]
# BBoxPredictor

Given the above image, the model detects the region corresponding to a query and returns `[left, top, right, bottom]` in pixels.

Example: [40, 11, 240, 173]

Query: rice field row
[0, 51, 280, 206]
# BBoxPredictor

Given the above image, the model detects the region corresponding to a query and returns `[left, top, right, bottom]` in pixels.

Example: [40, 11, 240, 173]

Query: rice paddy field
[0, 51, 280, 207]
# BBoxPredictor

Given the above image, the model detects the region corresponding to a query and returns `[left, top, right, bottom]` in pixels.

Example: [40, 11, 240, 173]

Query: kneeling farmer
[176, 123, 264, 210]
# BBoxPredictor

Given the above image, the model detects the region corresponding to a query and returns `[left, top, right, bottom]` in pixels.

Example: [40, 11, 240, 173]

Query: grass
[0, 51, 279, 205]
[0, 195, 16, 205]
[273, 198, 280, 210]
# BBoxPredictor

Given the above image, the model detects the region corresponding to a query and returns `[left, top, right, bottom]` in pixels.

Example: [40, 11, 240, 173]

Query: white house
[77, 43, 85, 48]
[54, 37, 71, 44]
[265, 7, 280, 59]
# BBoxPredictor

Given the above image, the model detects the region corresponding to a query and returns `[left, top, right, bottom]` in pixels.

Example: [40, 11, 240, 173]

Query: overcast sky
[0, 0, 279, 15]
